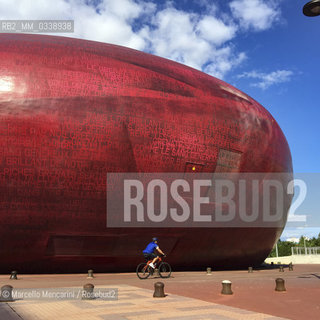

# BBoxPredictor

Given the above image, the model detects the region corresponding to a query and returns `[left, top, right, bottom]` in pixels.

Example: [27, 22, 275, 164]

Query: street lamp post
[303, 0, 320, 16]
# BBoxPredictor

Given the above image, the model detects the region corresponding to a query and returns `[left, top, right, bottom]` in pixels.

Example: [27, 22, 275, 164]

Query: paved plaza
[0, 264, 319, 319]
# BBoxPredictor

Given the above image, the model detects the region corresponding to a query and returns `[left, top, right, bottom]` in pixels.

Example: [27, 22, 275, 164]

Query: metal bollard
[288, 263, 293, 271]
[82, 283, 95, 300]
[207, 267, 212, 275]
[221, 280, 233, 295]
[10, 271, 17, 280]
[153, 282, 165, 298]
[275, 278, 286, 292]
[0, 285, 14, 302]
[87, 269, 94, 279]
[279, 266, 284, 272]
[248, 267, 253, 273]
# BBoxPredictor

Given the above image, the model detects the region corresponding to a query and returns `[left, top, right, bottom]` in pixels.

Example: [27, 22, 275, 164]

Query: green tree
[268, 235, 320, 257]
[298, 236, 305, 247]
[268, 240, 297, 257]
[298, 235, 320, 247]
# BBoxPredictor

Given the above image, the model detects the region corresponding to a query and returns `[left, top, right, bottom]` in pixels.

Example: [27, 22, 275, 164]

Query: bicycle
[136, 255, 172, 279]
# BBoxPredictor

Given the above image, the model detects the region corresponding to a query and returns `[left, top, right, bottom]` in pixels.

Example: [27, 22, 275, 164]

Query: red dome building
[0, 34, 292, 272]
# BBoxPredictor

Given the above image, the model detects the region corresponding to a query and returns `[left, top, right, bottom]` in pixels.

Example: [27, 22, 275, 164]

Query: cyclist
[143, 237, 165, 269]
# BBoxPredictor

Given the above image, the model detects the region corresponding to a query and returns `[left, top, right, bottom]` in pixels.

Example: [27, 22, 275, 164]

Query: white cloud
[0, 0, 289, 81]
[141, 7, 244, 78]
[196, 16, 237, 45]
[229, 0, 281, 31]
[238, 70, 293, 89]
[0, 0, 241, 77]
[97, 0, 144, 22]
[204, 50, 246, 80]
[0, 0, 71, 19]
[145, 7, 209, 69]
[0, 0, 152, 50]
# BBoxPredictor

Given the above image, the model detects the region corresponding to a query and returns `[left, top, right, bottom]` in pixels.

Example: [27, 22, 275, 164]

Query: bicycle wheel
[158, 262, 171, 278]
[136, 263, 151, 279]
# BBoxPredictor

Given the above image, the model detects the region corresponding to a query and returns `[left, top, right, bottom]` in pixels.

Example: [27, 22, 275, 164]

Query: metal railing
[291, 247, 320, 255]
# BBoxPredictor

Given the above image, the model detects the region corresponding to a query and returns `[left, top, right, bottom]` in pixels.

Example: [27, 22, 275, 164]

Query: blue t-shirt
[143, 242, 158, 254]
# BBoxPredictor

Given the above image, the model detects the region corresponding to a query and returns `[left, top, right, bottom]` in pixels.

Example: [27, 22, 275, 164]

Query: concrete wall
[265, 255, 320, 264]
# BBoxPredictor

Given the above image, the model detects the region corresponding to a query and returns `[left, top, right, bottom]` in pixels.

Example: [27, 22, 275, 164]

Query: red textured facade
[0, 34, 292, 272]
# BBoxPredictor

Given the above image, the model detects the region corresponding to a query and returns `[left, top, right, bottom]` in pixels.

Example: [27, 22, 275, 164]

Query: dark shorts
[143, 253, 157, 261]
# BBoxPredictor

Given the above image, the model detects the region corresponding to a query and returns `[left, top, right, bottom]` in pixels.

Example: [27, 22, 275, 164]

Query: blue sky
[0, 0, 319, 239]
